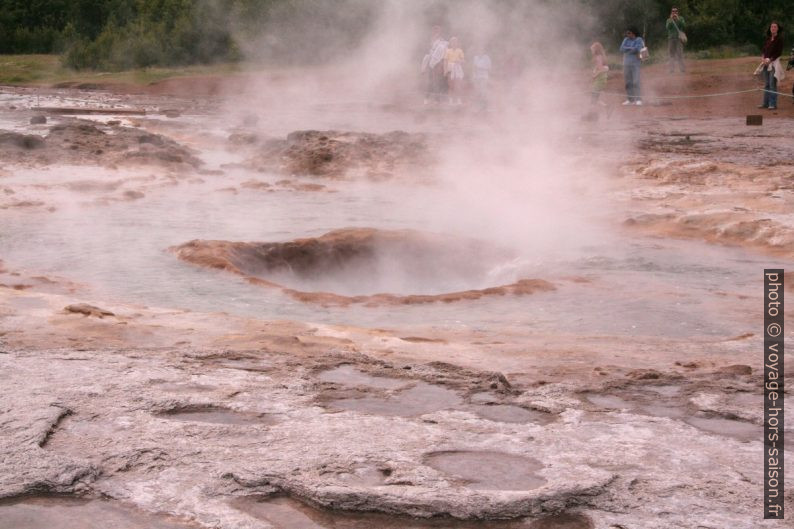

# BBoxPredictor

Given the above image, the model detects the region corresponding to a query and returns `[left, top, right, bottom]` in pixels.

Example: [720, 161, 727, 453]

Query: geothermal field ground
[0, 57, 792, 528]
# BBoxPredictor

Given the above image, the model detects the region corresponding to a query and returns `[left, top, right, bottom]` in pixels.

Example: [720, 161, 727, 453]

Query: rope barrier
[601, 88, 761, 100]
[760, 88, 794, 98]
[597, 86, 794, 100]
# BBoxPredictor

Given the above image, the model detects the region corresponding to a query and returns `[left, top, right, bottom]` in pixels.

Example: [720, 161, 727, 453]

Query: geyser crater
[170, 228, 555, 306]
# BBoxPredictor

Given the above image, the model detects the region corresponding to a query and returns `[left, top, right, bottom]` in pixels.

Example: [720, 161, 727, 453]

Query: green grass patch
[687, 44, 759, 60]
[0, 54, 247, 86]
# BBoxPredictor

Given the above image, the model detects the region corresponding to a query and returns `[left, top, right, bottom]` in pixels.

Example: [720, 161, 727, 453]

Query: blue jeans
[624, 64, 642, 102]
[763, 67, 778, 108]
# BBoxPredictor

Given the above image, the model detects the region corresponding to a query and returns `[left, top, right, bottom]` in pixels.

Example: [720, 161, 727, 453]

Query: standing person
[472, 47, 492, 110]
[759, 22, 784, 110]
[422, 25, 448, 105]
[620, 27, 645, 106]
[444, 37, 465, 105]
[666, 7, 686, 73]
[590, 41, 609, 106]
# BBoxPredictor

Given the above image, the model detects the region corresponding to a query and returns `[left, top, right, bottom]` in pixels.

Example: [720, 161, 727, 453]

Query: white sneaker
[622, 100, 632, 106]
[635, 100, 643, 106]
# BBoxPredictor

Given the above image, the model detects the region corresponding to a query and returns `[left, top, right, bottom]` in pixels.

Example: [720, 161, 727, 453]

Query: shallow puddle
[684, 416, 761, 443]
[584, 394, 633, 410]
[0, 496, 198, 529]
[232, 496, 534, 528]
[472, 404, 555, 424]
[425, 451, 547, 491]
[642, 385, 682, 397]
[638, 403, 687, 419]
[157, 406, 274, 425]
[585, 393, 689, 420]
[328, 382, 462, 417]
[329, 465, 389, 487]
[318, 365, 408, 390]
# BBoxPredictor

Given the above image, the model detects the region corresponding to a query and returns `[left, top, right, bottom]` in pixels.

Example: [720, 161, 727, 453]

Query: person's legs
[624, 65, 635, 102]
[769, 74, 778, 108]
[675, 40, 685, 72]
[626, 64, 641, 102]
[668, 39, 676, 73]
[430, 65, 445, 103]
[762, 68, 772, 108]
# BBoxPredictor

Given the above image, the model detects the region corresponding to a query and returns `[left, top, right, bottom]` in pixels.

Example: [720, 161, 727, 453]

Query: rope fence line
[597, 86, 794, 100]
[760, 88, 794, 98]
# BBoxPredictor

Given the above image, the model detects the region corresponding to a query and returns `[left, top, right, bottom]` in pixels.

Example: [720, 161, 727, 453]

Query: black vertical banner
[764, 269, 784, 519]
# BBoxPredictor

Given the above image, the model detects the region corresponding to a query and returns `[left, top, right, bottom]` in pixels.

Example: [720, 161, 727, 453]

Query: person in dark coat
[759, 22, 784, 110]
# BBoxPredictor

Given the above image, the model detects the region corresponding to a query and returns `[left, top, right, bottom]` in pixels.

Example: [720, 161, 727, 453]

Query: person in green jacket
[666, 6, 686, 73]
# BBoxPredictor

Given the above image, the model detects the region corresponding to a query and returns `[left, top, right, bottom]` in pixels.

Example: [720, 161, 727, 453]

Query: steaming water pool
[0, 88, 787, 339]
[0, 157, 783, 340]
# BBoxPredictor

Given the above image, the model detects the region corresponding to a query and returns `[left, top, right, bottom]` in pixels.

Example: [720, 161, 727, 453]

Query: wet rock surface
[171, 228, 554, 306]
[0, 120, 201, 169]
[620, 120, 794, 259]
[0, 344, 786, 528]
[241, 130, 432, 180]
[424, 451, 547, 491]
[0, 495, 200, 529]
[155, 406, 277, 426]
[64, 303, 115, 318]
[231, 495, 540, 528]
[1, 83, 793, 529]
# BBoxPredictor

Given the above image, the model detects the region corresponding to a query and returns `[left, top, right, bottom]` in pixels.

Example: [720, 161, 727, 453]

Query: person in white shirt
[422, 25, 448, 104]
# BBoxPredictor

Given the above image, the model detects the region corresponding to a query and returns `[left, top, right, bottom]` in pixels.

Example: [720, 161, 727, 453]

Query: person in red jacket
[759, 22, 784, 110]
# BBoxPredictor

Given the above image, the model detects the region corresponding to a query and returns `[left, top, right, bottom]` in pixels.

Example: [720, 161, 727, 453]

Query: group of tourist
[588, 6, 786, 111]
[422, 7, 788, 113]
[422, 25, 492, 107]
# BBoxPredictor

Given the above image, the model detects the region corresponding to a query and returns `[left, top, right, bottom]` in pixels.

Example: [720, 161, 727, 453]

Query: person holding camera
[666, 7, 686, 73]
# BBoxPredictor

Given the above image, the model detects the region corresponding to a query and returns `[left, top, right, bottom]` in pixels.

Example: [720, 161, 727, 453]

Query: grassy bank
[0, 54, 244, 86]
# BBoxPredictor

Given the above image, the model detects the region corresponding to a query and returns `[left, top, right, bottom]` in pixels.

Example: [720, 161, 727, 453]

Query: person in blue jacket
[620, 27, 645, 106]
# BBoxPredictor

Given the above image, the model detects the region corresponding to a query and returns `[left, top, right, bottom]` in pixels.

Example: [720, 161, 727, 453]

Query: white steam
[223, 0, 623, 279]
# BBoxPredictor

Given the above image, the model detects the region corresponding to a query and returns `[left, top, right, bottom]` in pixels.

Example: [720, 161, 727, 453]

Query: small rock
[0, 132, 44, 149]
[489, 372, 512, 391]
[718, 364, 752, 376]
[122, 190, 145, 200]
[30, 115, 47, 125]
[627, 369, 662, 380]
[64, 303, 114, 318]
[675, 361, 700, 369]
[228, 132, 259, 145]
[138, 134, 165, 146]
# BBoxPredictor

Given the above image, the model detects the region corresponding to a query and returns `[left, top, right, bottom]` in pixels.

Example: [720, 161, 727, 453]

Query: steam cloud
[226, 0, 618, 274]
